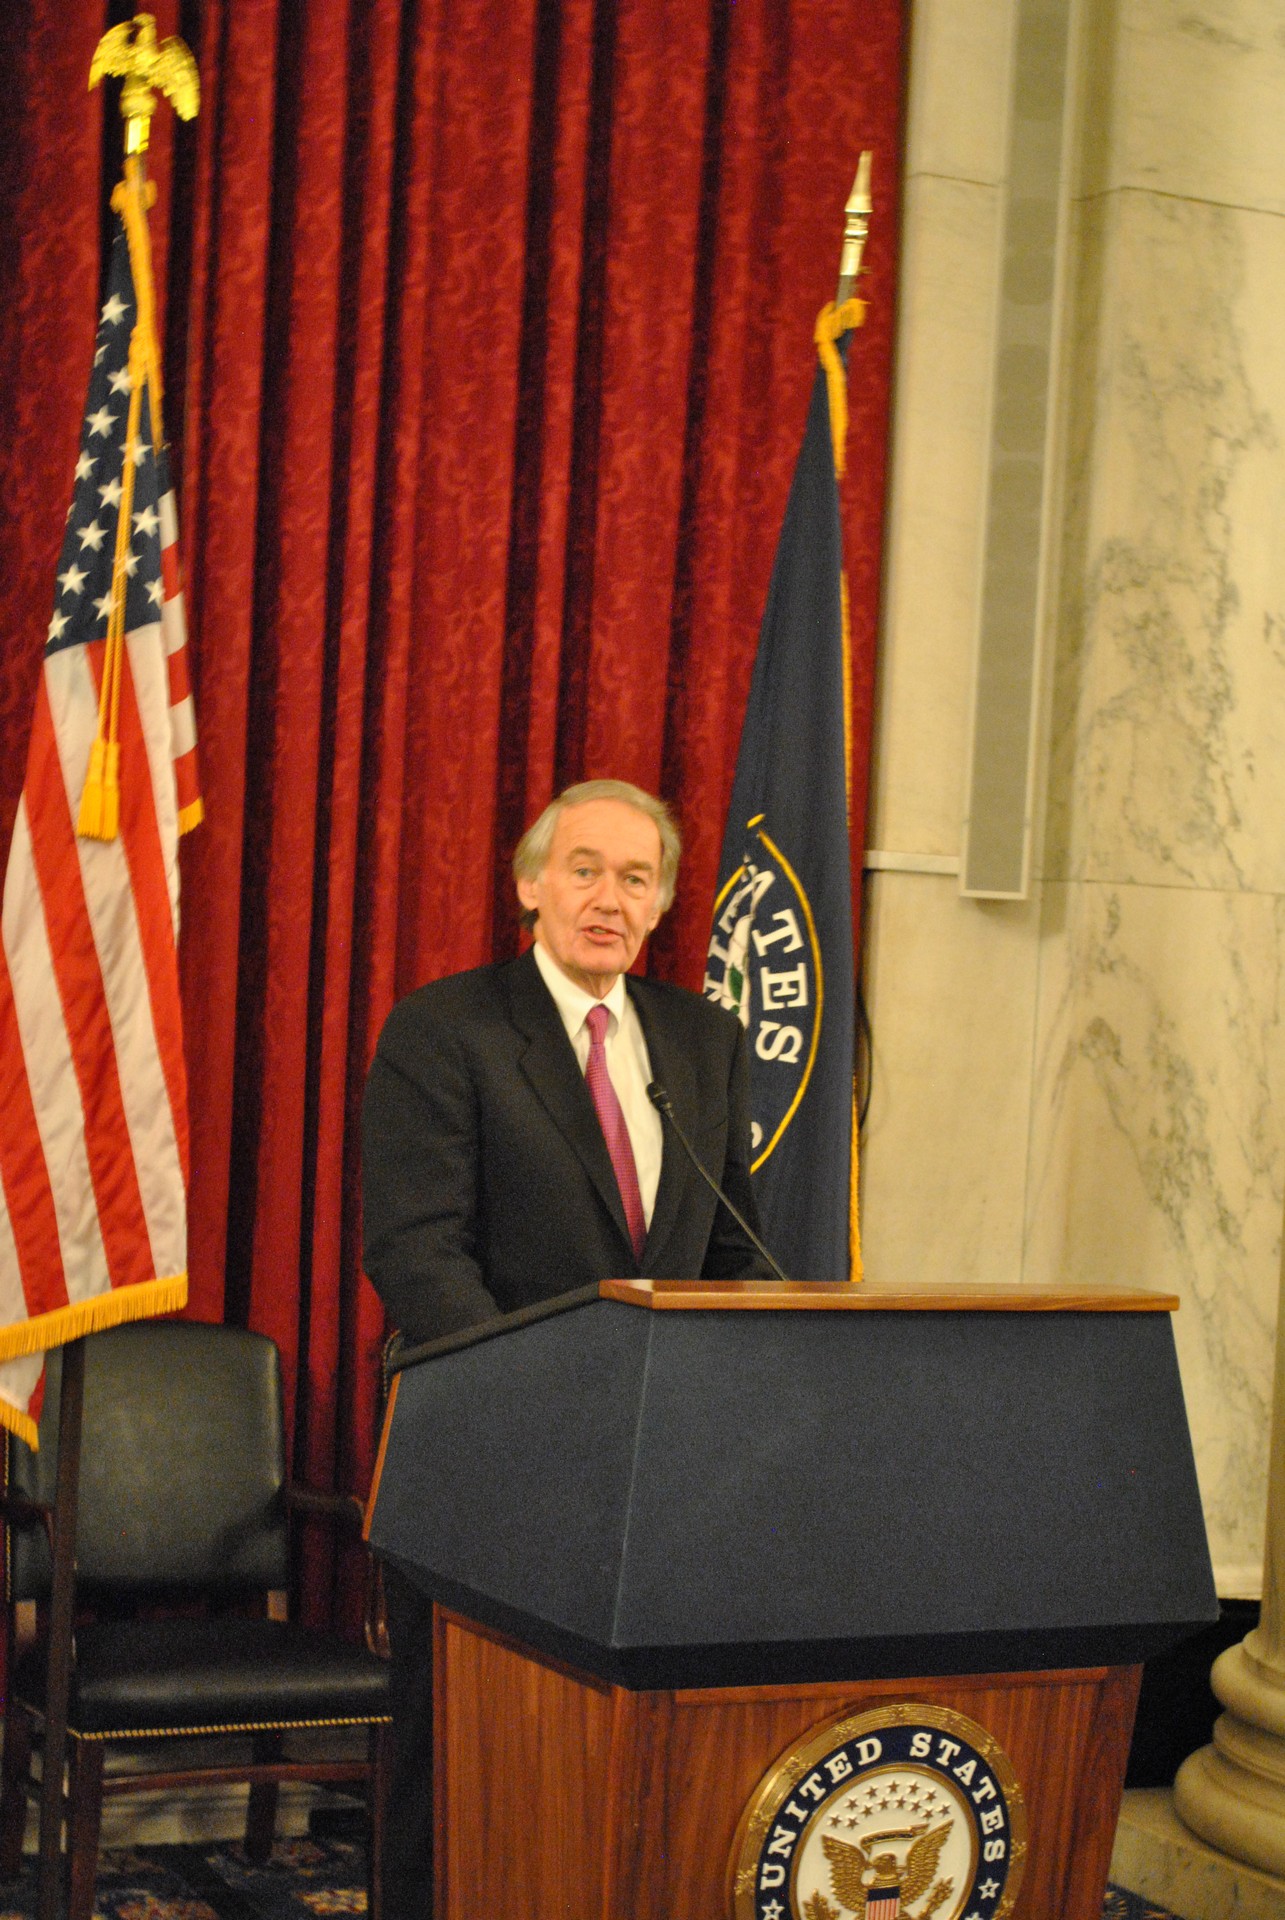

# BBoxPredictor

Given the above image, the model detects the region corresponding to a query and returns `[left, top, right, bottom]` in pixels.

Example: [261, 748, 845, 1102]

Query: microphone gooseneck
[646, 1081, 789, 1284]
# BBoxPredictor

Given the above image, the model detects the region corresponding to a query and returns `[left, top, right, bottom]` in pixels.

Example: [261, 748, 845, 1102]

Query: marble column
[1174, 1226, 1285, 1874]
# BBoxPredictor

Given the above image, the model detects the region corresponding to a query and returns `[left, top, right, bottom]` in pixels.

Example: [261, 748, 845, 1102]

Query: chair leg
[64, 1739, 103, 1920]
[245, 1731, 282, 1864]
[367, 1723, 392, 1920]
[0, 1703, 33, 1877]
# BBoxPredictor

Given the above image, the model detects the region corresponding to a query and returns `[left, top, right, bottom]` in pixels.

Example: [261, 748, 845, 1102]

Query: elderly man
[362, 777, 769, 1920]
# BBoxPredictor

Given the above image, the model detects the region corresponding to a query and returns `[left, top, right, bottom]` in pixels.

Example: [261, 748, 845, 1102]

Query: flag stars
[58, 562, 88, 597]
[74, 451, 95, 484]
[93, 341, 109, 365]
[108, 366, 133, 395]
[130, 441, 148, 468]
[122, 549, 140, 579]
[133, 504, 160, 539]
[86, 405, 115, 438]
[93, 591, 115, 623]
[100, 292, 128, 326]
[98, 476, 123, 510]
[146, 577, 164, 608]
[78, 520, 107, 552]
[47, 608, 70, 644]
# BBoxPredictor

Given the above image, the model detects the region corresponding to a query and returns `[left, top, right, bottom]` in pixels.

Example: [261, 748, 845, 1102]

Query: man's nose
[589, 873, 623, 913]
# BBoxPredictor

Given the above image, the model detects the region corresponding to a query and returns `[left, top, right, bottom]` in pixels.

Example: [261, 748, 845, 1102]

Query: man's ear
[517, 873, 540, 916]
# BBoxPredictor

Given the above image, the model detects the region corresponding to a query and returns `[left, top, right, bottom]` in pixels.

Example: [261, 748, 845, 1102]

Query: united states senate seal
[729, 1702, 1027, 1920]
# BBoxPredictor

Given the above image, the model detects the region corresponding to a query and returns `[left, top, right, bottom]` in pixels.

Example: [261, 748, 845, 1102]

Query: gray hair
[514, 780, 682, 929]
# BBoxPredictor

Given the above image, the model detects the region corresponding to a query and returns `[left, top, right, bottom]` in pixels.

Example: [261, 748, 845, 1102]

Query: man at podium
[362, 777, 772, 1920]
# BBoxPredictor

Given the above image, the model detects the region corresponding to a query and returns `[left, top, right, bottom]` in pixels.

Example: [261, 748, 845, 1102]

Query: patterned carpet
[1103, 1890, 1192, 1920]
[0, 1838, 1189, 1920]
[0, 1836, 368, 1920]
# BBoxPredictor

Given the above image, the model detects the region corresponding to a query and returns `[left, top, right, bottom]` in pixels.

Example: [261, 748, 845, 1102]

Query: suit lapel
[505, 950, 635, 1258]
[629, 980, 699, 1266]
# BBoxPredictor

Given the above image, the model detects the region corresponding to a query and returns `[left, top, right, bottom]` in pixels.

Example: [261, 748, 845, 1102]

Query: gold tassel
[77, 159, 164, 845]
[77, 738, 108, 837]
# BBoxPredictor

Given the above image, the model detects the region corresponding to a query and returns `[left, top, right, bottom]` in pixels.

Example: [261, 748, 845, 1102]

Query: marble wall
[865, 0, 1285, 1593]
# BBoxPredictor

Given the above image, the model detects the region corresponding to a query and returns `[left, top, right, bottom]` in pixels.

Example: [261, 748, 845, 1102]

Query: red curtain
[0, 0, 903, 1627]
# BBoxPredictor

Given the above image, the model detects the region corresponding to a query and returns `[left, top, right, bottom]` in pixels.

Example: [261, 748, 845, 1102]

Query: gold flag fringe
[0, 1400, 39, 1450]
[0, 1274, 188, 1449]
[178, 797, 205, 834]
[814, 301, 866, 1281]
[840, 574, 863, 1284]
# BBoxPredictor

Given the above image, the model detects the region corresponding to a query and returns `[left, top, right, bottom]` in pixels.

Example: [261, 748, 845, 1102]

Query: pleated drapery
[0, 0, 903, 1628]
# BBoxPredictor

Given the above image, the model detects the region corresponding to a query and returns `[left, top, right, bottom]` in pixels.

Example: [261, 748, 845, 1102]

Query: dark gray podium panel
[368, 1299, 1216, 1688]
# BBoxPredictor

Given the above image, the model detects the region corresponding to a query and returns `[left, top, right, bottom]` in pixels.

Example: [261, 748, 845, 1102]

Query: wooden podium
[366, 1281, 1216, 1920]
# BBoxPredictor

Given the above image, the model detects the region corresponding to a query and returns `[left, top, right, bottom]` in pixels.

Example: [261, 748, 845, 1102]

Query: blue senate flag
[704, 303, 863, 1282]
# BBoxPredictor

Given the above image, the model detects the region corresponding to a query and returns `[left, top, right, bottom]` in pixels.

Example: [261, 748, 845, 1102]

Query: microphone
[646, 1081, 790, 1284]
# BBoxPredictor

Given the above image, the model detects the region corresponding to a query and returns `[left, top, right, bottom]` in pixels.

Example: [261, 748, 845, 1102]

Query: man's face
[518, 798, 665, 998]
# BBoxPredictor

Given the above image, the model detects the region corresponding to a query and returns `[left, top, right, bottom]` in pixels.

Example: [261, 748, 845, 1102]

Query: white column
[1174, 1233, 1285, 1874]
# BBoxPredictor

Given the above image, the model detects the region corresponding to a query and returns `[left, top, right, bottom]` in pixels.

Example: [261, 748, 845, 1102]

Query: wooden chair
[0, 1321, 392, 1920]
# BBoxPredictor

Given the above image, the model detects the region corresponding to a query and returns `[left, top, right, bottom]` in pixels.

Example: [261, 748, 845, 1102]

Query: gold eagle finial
[90, 13, 200, 154]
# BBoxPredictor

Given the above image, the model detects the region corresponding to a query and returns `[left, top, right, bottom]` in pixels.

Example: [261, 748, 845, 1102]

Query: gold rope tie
[813, 297, 866, 481]
[77, 164, 162, 842]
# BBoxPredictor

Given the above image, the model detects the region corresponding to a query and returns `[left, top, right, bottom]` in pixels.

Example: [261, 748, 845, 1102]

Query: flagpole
[34, 21, 198, 1920]
[835, 152, 872, 306]
[35, 1342, 84, 1920]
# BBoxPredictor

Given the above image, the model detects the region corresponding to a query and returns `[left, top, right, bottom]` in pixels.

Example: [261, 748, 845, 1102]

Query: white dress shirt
[532, 940, 664, 1227]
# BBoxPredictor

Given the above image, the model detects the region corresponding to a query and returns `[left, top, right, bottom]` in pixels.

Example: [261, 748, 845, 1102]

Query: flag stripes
[0, 186, 196, 1442]
[160, 478, 202, 831]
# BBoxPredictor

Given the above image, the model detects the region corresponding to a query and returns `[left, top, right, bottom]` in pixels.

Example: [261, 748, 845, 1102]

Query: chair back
[5, 1321, 289, 1603]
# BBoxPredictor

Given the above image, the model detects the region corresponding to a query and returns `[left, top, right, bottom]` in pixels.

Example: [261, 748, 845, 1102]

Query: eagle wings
[821, 1819, 952, 1916]
[90, 15, 200, 122]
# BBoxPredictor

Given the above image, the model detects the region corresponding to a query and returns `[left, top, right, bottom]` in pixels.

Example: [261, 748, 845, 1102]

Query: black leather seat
[0, 1322, 391, 1920]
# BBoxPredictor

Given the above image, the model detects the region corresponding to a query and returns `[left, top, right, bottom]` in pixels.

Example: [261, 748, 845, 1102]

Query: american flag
[0, 201, 199, 1444]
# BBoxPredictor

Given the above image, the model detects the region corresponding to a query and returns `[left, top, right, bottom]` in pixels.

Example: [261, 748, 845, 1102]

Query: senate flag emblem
[729, 1703, 1027, 1920]
[705, 818, 822, 1171]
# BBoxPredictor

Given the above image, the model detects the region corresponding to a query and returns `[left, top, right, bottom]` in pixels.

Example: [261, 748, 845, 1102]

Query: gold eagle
[90, 14, 200, 122]
[822, 1818, 952, 1916]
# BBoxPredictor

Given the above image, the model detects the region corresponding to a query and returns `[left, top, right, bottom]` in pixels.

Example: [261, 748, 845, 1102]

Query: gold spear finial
[835, 151, 872, 305]
[89, 13, 200, 156]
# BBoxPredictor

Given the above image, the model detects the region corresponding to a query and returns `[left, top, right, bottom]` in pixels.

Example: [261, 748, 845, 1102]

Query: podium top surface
[600, 1278, 1180, 1312]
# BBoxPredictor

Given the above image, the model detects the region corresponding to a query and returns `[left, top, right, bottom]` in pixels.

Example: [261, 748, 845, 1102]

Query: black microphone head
[646, 1081, 672, 1114]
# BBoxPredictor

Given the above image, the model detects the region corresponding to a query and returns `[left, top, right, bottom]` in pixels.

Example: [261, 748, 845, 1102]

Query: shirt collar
[532, 939, 629, 1037]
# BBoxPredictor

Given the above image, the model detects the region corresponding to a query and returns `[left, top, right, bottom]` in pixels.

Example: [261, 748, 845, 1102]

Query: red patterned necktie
[584, 1002, 646, 1260]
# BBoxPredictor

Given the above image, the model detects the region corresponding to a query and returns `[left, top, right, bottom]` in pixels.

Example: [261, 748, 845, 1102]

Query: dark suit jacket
[362, 948, 769, 1343]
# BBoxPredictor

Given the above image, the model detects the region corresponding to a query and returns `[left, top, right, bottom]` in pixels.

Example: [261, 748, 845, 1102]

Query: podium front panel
[368, 1296, 1215, 1686]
